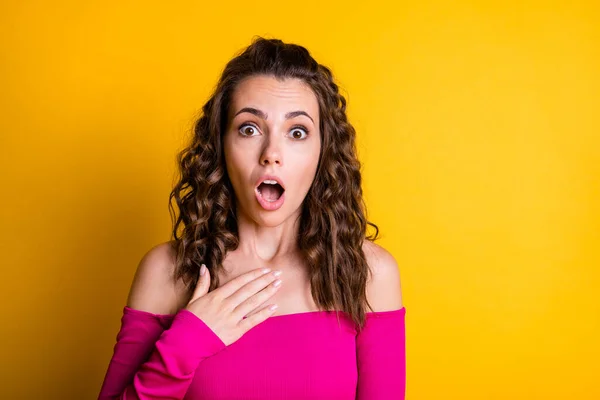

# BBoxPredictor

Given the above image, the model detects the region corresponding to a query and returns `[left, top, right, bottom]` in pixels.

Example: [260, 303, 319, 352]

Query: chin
[253, 210, 288, 227]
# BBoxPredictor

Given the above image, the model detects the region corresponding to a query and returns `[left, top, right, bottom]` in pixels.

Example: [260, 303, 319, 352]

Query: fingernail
[200, 264, 206, 276]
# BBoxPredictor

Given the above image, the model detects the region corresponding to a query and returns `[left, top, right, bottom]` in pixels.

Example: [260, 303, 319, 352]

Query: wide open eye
[239, 123, 260, 137]
[289, 126, 308, 140]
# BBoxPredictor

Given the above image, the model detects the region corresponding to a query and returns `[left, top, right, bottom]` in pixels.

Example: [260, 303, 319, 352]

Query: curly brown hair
[168, 36, 380, 330]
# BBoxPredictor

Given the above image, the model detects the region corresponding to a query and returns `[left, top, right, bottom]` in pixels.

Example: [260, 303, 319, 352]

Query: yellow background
[1, 1, 598, 399]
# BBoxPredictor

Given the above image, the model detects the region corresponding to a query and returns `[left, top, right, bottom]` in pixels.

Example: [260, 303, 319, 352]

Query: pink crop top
[98, 305, 406, 399]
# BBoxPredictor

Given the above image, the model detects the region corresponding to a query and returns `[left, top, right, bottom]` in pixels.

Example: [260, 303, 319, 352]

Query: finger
[239, 303, 278, 331]
[241, 297, 274, 320]
[216, 267, 274, 299]
[231, 277, 282, 319]
[189, 264, 210, 304]
[242, 301, 268, 320]
[225, 270, 281, 308]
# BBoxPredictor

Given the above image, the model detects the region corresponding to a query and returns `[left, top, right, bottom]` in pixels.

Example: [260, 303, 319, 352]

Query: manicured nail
[269, 304, 278, 311]
[200, 264, 206, 276]
[262, 268, 271, 274]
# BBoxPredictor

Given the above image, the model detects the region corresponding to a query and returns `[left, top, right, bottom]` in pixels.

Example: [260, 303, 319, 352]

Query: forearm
[98, 309, 226, 400]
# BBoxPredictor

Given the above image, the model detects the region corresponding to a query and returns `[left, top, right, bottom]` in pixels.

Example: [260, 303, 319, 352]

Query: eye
[238, 123, 260, 137]
[289, 126, 308, 140]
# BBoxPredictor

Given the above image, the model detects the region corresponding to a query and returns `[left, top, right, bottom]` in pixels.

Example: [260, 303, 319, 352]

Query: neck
[234, 205, 302, 268]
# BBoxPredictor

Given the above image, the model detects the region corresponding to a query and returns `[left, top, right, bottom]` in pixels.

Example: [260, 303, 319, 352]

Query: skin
[126, 75, 403, 319]
[219, 74, 322, 315]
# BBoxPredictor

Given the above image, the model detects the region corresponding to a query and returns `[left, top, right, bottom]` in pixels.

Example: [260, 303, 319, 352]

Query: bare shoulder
[362, 240, 404, 312]
[126, 240, 190, 315]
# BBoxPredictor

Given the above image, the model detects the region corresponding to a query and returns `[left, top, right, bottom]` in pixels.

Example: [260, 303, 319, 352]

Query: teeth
[262, 179, 278, 185]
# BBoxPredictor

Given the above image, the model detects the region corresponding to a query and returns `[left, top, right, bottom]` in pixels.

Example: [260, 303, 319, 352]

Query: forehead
[229, 75, 319, 119]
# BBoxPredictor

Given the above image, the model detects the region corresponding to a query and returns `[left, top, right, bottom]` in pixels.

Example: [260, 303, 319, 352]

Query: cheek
[291, 144, 321, 187]
[224, 142, 245, 187]
[225, 143, 252, 173]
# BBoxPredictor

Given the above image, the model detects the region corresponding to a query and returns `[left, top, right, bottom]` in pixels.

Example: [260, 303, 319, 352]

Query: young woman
[98, 37, 405, 400]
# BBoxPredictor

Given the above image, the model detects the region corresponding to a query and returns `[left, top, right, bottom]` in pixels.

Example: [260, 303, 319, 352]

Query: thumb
[189, 263, 210, 304]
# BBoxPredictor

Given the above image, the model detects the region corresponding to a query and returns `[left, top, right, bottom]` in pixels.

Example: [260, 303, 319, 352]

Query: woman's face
[223, 75, 321, 227]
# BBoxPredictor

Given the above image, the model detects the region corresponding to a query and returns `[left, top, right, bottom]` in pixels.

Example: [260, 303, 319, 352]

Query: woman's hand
[185, 265, 282, 346]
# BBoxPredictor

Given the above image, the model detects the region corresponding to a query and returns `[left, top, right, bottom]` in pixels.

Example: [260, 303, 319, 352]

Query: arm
[356, 308, 406, 399]
[98, 242, 226, 399]
[98, 306, 226, 400]
[356, 241, 406, 399]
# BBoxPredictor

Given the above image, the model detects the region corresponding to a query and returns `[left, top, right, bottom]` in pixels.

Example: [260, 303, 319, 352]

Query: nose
[259, 138, 282, 166]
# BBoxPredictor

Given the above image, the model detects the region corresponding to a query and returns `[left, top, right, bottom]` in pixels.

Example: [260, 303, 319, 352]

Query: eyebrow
[233, 107, 315, 124]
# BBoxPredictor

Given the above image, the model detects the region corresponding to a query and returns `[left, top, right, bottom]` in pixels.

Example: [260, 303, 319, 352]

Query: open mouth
[256, 181, 285, 202]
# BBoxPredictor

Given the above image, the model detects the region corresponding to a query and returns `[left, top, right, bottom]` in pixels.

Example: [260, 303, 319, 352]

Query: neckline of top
[123, 306, 405, 321]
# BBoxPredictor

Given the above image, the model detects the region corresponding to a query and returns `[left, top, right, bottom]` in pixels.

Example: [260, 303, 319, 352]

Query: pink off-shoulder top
[98, 305, 406, 399]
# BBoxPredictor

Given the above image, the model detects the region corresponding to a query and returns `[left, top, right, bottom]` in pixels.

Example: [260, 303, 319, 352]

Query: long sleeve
[355, 307, 406, 400]
[98, 306, 227, 400]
